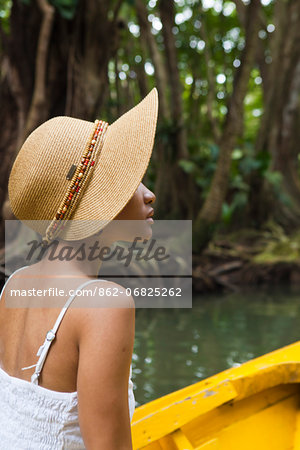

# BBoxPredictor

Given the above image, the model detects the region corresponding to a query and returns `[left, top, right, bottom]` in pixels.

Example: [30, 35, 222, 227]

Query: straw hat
[8, 88, 158, 241]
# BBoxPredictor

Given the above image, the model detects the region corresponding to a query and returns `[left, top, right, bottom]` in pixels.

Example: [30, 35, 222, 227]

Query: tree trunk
[199, 9, 221, 144]
[233, 0, 269, 95]
[24, 0, 55, 139]
[151, 0, 196, 220]
[136, 0, 169, 121]
[0, 1, 41, 239]
[247, 0, 300, 229]
[194, 0, 261, 252]
[70, 0, 123, 119]
[159, 0, 187, 159]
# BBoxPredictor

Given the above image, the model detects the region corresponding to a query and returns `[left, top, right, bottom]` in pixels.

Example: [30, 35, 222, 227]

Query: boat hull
[131, 341, 300, 449]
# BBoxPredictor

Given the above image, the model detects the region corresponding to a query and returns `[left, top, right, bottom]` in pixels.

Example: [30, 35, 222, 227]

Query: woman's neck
[29, 234, 114, 279]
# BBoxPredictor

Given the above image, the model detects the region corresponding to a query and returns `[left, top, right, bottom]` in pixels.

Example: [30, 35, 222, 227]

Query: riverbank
[193, 222, 300, 293]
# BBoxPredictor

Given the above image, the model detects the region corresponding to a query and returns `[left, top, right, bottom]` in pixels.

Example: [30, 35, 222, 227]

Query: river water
[133, 285, 300, 406]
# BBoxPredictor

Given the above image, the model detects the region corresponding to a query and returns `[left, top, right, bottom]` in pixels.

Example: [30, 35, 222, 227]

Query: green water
[133, 285, 300, 406]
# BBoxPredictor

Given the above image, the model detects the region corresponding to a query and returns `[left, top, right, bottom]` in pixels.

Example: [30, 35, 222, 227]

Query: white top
[0, 267, 135, 449]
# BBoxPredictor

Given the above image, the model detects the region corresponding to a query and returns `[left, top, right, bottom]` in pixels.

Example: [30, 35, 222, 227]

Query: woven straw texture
[8, 88, 158, 240]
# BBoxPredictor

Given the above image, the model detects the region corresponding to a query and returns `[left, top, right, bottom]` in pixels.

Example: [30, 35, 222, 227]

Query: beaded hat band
[42, 120, 108, 245]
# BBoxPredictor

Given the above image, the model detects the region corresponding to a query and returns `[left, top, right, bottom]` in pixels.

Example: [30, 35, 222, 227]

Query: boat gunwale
[132, 340, 300, 447]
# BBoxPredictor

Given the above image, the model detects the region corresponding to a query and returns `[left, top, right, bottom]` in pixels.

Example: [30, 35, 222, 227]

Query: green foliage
[221, 191, 249, 225]
[244, 69, 264, 140]
[253, 222, 300, 263]
[220, 143, 272, 225]
[112, 0, 277, 228]
[179, 140, 219, 195]
[50, 0, 78, 19]
[123, 0, 135, 6]
[0, 0, 11, 34]
[178, 159, 196, 174]
[264, 170, 293, 208]
[19, 0, 78, 19]
[221, 166, 250, 225]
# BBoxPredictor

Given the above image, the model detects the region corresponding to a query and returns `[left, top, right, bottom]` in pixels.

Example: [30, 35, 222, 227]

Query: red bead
[91, 160, 95, 166]
[76, 186, 80, 192]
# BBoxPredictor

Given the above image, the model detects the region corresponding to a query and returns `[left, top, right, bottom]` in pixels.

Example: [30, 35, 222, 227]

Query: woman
[0, 88, 158, 449]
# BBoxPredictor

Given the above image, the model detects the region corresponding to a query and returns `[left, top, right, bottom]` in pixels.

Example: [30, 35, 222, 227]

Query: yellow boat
[131, 340, 300, 449]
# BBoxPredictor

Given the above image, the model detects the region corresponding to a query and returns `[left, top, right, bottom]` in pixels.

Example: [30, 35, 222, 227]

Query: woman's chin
[112, 219, 154, 242]
[143, 225, 153, 240]
[132, 221, 153, 241]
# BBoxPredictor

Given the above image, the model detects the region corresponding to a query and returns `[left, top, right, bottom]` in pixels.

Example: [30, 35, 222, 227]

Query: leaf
[178, 159, 196, 174]
[264, 170, 282, 187]
[239, 155, 262, 174]
[222, 202, 234, 224]
[231, 191, 248, 208]
[232, 148, 243, 160]
[50, 0, 78, 20]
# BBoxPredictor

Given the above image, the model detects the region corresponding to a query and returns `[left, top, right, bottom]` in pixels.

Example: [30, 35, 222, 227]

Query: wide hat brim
[8, 88, 158, 241]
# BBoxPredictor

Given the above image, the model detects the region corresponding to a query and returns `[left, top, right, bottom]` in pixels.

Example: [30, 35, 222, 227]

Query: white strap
[0, 266, 29, 301]
[28, 278, 106, 384]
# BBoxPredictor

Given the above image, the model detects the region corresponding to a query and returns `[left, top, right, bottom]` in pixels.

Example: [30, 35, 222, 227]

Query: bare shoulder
[72, 278, 135, 341]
